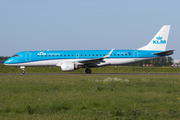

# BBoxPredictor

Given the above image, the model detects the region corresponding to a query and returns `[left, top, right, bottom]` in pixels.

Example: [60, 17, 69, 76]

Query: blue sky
[0, 0, 179, 59]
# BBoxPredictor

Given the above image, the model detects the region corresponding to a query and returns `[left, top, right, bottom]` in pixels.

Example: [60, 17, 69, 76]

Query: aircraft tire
[22, 71, 25, 74]
[85, 68, 92, 74]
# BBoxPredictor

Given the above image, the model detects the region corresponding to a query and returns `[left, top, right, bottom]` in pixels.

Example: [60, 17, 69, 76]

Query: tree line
[130, 56, 173, 67]
[0, 56, 10, 61]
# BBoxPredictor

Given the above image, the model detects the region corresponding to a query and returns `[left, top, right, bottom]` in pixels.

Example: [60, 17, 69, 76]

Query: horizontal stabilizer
[153, 50, 174, 56]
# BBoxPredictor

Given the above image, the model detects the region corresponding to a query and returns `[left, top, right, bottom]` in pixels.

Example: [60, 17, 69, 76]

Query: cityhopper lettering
[153, 36, 166, 44]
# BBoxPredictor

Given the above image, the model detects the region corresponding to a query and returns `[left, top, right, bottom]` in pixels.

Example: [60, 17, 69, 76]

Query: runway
[0, 73, 180, 75]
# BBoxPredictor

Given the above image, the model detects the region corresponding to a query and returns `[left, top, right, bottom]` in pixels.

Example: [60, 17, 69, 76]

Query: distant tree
[153, 58, 158, 66]
[0, 56, 10, 61]
[162, 57, 167, 66]
[153, 58, 160, 67]
[167, 57, 173, 66]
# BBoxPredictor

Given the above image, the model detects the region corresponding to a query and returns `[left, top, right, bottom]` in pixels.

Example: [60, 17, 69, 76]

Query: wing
[77, 49, 114, 65]
[153, 50, 174, 56]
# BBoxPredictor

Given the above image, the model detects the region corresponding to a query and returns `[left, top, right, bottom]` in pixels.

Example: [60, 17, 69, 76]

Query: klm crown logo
[156, 36, 163, 40]
[37, 52, 46, 55]
[153, 36, 166, 44]
[66, 66, 69, 68]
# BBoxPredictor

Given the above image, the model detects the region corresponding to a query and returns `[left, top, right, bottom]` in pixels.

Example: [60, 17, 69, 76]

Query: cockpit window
[12, 54, 19, 57]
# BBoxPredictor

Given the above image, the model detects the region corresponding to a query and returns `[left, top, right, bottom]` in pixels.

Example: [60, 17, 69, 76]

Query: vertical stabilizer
[138, 25, 171, 51]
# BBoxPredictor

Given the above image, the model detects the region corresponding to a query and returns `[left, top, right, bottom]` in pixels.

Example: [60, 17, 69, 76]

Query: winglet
[103, 49, 114, 58]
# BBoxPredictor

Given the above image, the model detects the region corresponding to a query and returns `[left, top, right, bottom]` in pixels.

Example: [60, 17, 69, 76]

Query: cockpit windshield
[12, 54, 19, 57]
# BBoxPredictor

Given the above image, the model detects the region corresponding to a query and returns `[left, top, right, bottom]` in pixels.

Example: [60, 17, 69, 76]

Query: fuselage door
[133, 50, 138, 60]
[25, 52, 31, 62]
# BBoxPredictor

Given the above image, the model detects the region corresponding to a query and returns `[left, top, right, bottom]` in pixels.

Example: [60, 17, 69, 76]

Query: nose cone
[4, 60, 9, 65]
[4, 58, 12, 65]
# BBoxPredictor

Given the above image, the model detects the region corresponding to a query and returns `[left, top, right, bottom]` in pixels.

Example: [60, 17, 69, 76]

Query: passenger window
[100, 54, 102, 56]
[46, 55, 47, 57]
[53, 55, 55, 57]
[118, 54, 120, 56]
[81, 54, 82, 56]
[57, 55, 58, 57]
[121, 54, 123, 56]
[64, 55, 66, 56]
[38, 55, 39, 57]
[60, 55, 62, 57]
[49, 55, 51, 57]
[68, 55, 70, 56]
[72, 55, 74, 56]
[93, 54, 94, 56]
[103, 54, 105, 56]
[96, 54, 98, 56]
[85, 54, 87, 56]
[125, 54, 127, 56]
[41, 55, 43, 57]
[89, 54, 91, 56]
[114, 54, 116, 56]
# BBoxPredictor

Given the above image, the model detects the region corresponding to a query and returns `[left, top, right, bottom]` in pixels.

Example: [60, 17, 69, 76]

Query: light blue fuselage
[4, 49, 163, 67]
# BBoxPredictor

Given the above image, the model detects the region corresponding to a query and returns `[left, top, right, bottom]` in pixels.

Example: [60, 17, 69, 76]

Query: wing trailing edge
[78, 49, 114, 64]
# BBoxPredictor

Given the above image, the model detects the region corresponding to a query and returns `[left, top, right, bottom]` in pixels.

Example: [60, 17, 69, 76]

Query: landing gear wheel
[85, 68, 92, 74]
[22, 71, 25, 74]
[20, 66, 26, 74]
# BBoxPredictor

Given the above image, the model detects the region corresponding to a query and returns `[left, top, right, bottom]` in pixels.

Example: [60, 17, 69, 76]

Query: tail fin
[138, 25, 171, 51]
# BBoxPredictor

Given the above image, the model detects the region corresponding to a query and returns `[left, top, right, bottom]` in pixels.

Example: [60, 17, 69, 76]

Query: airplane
[4, 25, 174, 74]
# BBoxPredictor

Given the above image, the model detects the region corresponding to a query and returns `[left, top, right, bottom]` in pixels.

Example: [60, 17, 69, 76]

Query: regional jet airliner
[4, 25, 174, 74]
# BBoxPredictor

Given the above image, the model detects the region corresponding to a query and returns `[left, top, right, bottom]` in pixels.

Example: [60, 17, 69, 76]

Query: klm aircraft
[4, 25, 174, 74]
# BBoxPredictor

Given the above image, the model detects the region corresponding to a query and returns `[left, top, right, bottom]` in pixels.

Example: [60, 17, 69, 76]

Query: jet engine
[60, 63, 78, 71]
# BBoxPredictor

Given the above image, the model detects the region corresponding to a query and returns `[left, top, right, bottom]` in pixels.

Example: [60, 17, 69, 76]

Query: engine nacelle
[60, 63, 78, 71]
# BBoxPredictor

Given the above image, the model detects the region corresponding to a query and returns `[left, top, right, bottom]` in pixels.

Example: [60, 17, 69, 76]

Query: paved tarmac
[0, 73, 180, 75]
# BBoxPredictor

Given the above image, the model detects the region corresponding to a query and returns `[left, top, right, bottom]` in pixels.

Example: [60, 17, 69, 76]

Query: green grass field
[1, 64, 180, 73]
[0, 75, 180, 119]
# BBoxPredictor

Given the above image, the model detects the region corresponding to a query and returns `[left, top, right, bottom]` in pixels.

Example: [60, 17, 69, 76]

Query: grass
[0, 75, 180, 119]
[0, 64, 180, 73]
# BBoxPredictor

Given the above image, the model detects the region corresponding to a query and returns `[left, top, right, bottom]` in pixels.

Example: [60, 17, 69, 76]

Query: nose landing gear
[85, 68, 92, 74]
[20, 66, 25, 74]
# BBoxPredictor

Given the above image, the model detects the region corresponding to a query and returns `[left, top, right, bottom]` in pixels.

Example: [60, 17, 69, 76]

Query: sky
[0, 0, 180, 59]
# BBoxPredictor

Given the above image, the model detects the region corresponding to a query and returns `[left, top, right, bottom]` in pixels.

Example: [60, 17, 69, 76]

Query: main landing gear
[20, 66, 25, 74]
[85, 68, 92, 74]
